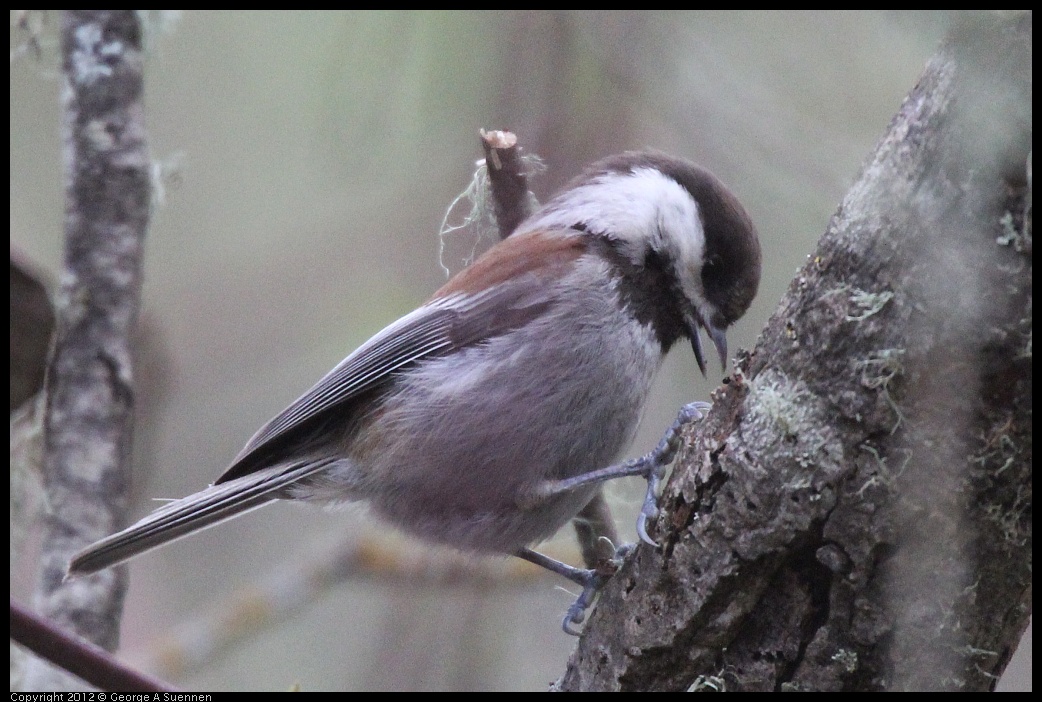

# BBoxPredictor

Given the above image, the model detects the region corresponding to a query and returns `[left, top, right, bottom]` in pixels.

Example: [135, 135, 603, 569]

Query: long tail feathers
[67, 461, 329, 577]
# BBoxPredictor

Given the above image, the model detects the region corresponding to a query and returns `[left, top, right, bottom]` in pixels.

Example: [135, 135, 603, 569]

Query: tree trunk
[559, 12, 1031, 692]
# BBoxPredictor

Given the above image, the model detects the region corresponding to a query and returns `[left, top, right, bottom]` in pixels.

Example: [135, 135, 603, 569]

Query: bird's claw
[637, 469, 664, 546]
[560, 543, 636, 636]
[562, 597, 590, 636]
[634, 401, 711, 547]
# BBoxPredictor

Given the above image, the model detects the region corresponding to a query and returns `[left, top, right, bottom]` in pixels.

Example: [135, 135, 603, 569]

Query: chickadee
[69, 150, 761, 631]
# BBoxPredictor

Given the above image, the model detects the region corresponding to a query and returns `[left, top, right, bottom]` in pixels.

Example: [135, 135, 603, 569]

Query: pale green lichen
[845, 287, 894, 322]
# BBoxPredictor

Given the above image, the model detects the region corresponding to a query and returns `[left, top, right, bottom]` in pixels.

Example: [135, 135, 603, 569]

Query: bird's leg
[516, 544, 634, 636]
[517, 402, 710, 633]
[516, 402, 712, 633]
[526, 401, 711, 546]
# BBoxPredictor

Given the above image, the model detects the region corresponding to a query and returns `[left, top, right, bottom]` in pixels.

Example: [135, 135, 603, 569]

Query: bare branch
[11, 599, 177, 693]
[132, 534, 554, 679]
[479, 128, 535, 239]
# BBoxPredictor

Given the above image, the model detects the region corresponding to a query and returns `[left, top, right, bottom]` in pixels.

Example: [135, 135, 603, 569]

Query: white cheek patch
[519, 167, 708, 311]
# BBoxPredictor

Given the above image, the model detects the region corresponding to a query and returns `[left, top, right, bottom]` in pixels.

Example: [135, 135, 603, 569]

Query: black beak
[685, 312, 728, 377]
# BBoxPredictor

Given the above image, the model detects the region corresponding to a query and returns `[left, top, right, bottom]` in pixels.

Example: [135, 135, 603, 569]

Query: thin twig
[480, 129, 535, 239]
[11, 599, 177, 693]
[134, 533, 560, 679]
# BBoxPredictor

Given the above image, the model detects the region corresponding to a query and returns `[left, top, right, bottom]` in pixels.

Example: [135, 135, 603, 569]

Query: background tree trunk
[20, 10, 151, 692]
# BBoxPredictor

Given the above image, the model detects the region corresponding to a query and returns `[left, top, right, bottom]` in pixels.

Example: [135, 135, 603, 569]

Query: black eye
[701, 254, 725, 288]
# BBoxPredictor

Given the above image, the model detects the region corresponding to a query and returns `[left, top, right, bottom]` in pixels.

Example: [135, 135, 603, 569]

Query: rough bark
[559, 12, 1031, 692]
[21, 10, 151, 692]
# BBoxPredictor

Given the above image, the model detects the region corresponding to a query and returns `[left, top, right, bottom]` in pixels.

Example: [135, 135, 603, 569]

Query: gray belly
[356, 312, 662, 553]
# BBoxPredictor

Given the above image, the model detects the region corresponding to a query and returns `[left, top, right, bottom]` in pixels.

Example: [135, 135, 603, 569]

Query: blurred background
[10, 10, 1028, 691]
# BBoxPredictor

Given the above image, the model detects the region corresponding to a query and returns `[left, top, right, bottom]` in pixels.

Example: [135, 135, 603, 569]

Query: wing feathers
[218, 235, 585, 485]
[231, 301, 460, 463]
